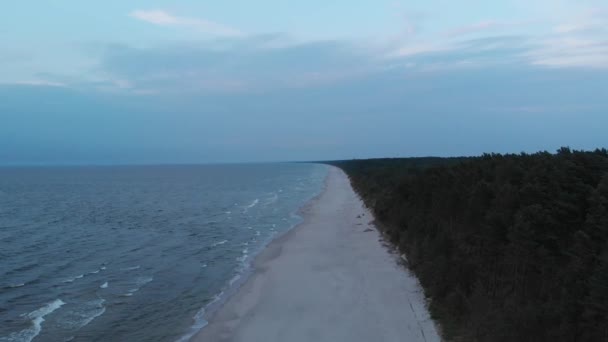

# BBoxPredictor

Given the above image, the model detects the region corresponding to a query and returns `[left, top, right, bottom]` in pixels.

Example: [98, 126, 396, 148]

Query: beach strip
[193, 166, 441, 342]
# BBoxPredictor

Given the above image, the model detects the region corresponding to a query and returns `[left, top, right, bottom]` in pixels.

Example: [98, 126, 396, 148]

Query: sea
[0, 163, 328, 342]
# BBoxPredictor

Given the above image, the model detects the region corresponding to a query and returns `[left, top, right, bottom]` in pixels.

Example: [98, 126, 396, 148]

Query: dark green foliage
[329, 149, 608, 342]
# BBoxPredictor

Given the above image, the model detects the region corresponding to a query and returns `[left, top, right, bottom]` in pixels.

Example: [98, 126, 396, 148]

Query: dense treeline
[329, 148, 608, 341]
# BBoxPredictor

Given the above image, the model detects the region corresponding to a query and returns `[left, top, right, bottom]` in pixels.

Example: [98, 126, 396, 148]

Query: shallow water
[0, 163, 327, 342]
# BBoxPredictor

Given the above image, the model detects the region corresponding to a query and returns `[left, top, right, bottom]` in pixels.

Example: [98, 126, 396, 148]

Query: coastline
[192, 166, 441, 342]
[177, 164, 330, 342]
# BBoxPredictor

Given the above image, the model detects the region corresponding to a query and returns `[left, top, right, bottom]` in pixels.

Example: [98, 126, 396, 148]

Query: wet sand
[193, 166, 441, 342]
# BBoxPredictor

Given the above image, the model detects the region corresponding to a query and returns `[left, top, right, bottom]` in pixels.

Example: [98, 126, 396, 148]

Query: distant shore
[193, 166, 440, 342]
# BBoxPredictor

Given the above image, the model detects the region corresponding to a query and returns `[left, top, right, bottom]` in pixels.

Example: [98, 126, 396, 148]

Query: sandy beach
[194, 166, 441, 342]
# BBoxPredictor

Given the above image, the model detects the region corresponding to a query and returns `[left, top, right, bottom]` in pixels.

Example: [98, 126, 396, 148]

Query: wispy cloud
[6, 80, 67, 87]
[390, 43, 452, 58]
[529, 7, 608, 69]
[95, 37, 377, 94]
[130, 9, 243, 37]
[89, 3, 608, 94]
[446, 21, 502, 37]
[387, 4, 608, 70]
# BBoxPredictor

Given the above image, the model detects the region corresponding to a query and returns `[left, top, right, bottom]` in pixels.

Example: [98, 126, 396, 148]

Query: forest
[329, 148, 608, 341]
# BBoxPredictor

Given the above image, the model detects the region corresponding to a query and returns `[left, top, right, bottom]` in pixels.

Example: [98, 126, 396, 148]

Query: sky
[1, 0, 607, 164]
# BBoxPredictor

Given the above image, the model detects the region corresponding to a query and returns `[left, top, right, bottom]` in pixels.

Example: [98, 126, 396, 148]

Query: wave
[0, 299, 65, 342]
[100, 282, 109, 289]
[1, 282, 26, 290]
[264, 193, 278, 206]
[211, 240, 228, 247]
[175, 187, 318, 342]
[88, 265, 106, 275]
[122, 276, 153, 296]
[61, 299, 106, 330]
[228, 275, 240, 287]
[120, 266, 140, 271]
[242, 199, 260, 213]
[5, 263, 39, 277]
[179, 242, 256, 341]
[236, 248, 249, 263]
[175, 292, 224, 342]
[62, 274, 84, 283]
[247, 199, 259, 208]
[136, 276, 153, 286]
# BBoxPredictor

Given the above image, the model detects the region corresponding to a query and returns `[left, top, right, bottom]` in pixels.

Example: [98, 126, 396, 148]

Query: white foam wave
[264, 193, 278, 205]
[123, 276, 153, 296]
[236, 248, 249, 263]
[77, 306, 105, 329]
[121, 265, 140, 271]
[1, 299, 65, 342]
[62, 274, 84, 283]
[88, 265, 106, 275]
[100, 282, 109, 289]
[242, 199, 259, 213]
[8, 283, 25, 288]
[136, 276, 153, 286]
[228, 274, 241, 287]
[175, 292, 224, 342]
[211, 240, 228, 247]
[61, 299, 105, 330]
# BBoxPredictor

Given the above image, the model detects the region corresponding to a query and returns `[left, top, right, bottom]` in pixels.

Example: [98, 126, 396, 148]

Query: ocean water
[0, 163, 328, 342]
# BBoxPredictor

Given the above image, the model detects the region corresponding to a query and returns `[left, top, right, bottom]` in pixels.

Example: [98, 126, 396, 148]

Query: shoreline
[177, 164, 331, 342]
[192, 166, 441, 342]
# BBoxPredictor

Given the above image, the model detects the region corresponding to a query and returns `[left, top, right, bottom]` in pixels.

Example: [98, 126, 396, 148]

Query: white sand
[193, 166, 441, 342]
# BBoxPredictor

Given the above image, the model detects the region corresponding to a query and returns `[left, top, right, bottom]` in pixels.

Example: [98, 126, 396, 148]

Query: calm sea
[0, 163, 328, 342]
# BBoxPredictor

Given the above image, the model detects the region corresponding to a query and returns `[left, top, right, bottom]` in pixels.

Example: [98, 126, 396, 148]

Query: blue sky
[1, 0, 607, 164]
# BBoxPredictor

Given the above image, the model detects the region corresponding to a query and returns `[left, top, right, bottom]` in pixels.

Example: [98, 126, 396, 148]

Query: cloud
[446, 21, 502, 37]
[96, 37, 378, 94]
[529, 37, 608, 69]
[388, 7, 608, 70]
[94, 2, 608, 95]
[4, 80, 67, 87]
[90, 28, 606, 96]
[131, 9, 177, 25]
[528, 7, 608, 69]
[387, 19, 528, 61]
[130, 9, 243, 37]
[385, 35, 531, 73]
[390, 43, 451, 58]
